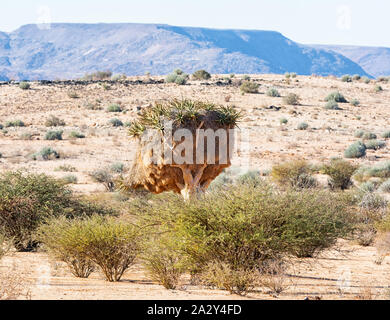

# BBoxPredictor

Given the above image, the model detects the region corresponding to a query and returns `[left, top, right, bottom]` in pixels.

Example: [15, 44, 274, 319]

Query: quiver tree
[123, 99, 241, 200]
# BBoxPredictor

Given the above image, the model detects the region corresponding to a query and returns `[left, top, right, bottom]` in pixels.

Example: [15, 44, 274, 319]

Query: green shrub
[379, 180, 390, 193]
[365, 140, 386, 150]
[62, 175, 78, 185]
[45, 116, 65, 127]
[350, 99, 360, 107]
[240, 81, 259, 94]
[38, 218, 95, 278]
[285, 72, 291, 79]
[67, 92, 79, 99]
[375, 85, 383, 92]
[354, 161, 390, 182]
[45, 130, 63, 141]
[344, 141, 366, 159]
[266, 88, 281, 97]
[290, 73, 297, 78]
[341, 75, 352, 82]
[90, 169, 115, 192]
[39, 216, 140, 281]
[322, 159, 358, 190]
[165, 69, 189, 85]
[107, 104, 122, 113]
[297, 122, 309, 130]
[69, 131, 85, 139]
[134, 184, 355, 274]
[382, 131, 390, 139]
[0, 172, 112, 251]
[360, 181, 376, 193]
[19, 82, 30, 90]
[142, 236, 186, 290]
[362, 132, 377, 140]
[32, 147, 60, 161]
[192, 70, 211, 80]
[354, 130, 365, 138]
[280, 118, 288, 125]
[109, 118, 123, 127]
[352, 75, 361, 81]
[325, 100, 341, 110]
[55, 165, 77, 172]
[110, 163, 125, 174]
[283, 93, 300, 105]
[325, 92, 347, 103]
[271, 160, 317, 189]
[5, 120, 25, 128]
[362, 77, 371, 84]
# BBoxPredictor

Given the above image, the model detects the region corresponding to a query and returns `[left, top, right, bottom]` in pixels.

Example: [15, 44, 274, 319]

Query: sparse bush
[165, 69, 189, 85]
[297, 122, 309, 130]
[379, 179, 390, 193]
[40, 216, 140, 281]
[283, 93, 300, 105]
[354, 161, 390, 182]
[143, 236, 186, 290]
[290, 73, 297, 78]
[362, 132, 377, 140]
[90, 169, 115, 192]
[0, 172, 112, 251]
[360, 181, 376, 193]
[240, 81, 259, 94]
[45, 130, 63, 141]
[271, 160, 317, 189]
[266, 88, 281, 97]
[62, 175, 78, 185]
[362, 77, 371, 84]
[109, 118, 123, 127]
[365, 140, 386, 150]
[38, 218, 94, 278]
[350, 99, 360, 107]
[67, 92, 79, 99]
[325, 91, 347, 103]
[344, 141, 366, 159]
[375, 85, 383, 92]
[201, 262, 257, 295]
[382, 131, 390, 139]
[352, 75, 361, 81]
[192, 70, 211, 80]
[19, 82, 30, 90]
[32, 147, 60, 161]
[325, 100, 341, 110]
[279, 118, 288, 125]
[355, 130, 365, 138]
[322, 159, 358, 190]
[20, 133, 32, 140]
[5, 120, 24, 128]
[111, 163, 125, 174]
[341, 75, 352, 82]
[55, 165, 77, 172]
[285, 72, 291, 79]
[45, 116, 65, 127]
[69, 131, 85, 139]
[107, 104, 122, 113]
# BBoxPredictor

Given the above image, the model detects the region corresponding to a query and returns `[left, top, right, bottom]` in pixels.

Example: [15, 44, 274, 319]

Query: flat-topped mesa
[123, 99, 241, 200]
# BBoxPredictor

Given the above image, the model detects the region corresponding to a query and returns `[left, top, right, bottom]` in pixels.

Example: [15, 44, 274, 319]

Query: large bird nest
[123, 99, 242, 198]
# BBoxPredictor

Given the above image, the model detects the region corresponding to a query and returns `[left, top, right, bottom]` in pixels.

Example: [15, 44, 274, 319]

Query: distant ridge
[0, 23, 371, 80]
[315, 44, 390, 78]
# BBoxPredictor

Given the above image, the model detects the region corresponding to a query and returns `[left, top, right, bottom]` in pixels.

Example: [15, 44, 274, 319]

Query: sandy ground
[0, 240, 389, 300]
[1, 74, 390, 300]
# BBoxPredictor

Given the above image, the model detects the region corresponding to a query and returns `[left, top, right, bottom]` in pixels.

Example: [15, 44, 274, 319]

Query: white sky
[0, 0, 389, 47]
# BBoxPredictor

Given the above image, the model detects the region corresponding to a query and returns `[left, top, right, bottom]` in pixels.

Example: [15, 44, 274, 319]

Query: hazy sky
[1, 0, 389, 47]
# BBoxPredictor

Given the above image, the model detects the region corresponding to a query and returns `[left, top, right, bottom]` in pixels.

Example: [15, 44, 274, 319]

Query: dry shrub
[258, 258, 290, 295]
[39, 216, 141, 282]
[322, 159, 358, 190]
[271, 160, 317, 189]
[201, 263, 257, 296]
[38, 218, 95, 278]
[0, 172, 113, 251]
[142, 236, 186, 290]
